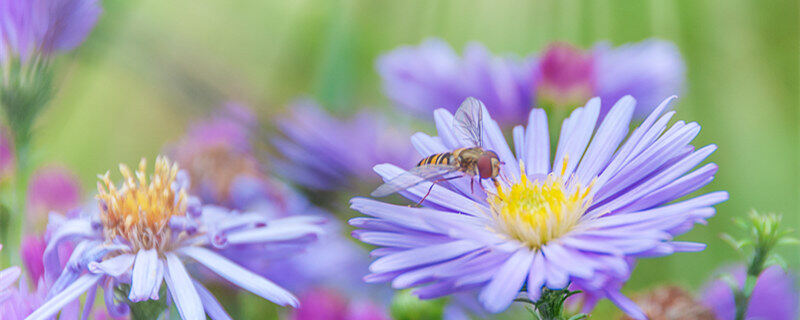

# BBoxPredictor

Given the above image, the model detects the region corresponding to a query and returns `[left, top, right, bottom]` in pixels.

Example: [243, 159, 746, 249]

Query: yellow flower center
[97, 156, 187, 251]
[488, 164, 592, 249]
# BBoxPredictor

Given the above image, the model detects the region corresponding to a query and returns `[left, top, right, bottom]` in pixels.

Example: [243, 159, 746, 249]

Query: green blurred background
[30, 0, 798, 317]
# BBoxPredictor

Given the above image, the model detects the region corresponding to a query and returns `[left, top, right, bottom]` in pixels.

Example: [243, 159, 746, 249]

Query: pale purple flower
[701, 265, 799, 320]
[350, 96, 726, 319]
[593, 40, 685, 119]
[0, 0, 102, 61]
[291, 288, 389, 320]
[378, 39, 534, 126]
[26, 165, 82, 228]
[273, 98, 418, 190]
[170, 103, 281, 210]
[378, 38, 684, 124]
[27, 157, 323, 320]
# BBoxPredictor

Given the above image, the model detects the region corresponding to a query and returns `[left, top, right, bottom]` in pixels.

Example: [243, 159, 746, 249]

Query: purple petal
[130, 248, 160, 302]
[193, 280, 233, 320]
[88, 253, 134, 277]
[178, 246, 298, 307]
[478, 249, 533, 313]
[164, 252, 205, 320]
[369, 240, 484, 273]
[26, 273, 101, 320]
[524, 109, 550, 175]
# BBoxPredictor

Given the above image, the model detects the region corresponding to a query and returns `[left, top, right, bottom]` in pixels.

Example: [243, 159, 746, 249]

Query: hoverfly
[371, 97, 504, 204]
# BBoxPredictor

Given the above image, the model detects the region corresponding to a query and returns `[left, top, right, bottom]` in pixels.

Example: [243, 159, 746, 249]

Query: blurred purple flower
[0, 0, 102, 61]
[169, 103, 278, 211]
[0, 274, 53, 320]
[701, 265, 799, 320]
[594, 40, 685, 119]
[273, 99, 417, 190]
[291, 288, 389, 320]
[350, 96, 725, 319]
[27, 157, 323, 320]
[378, 39, 534, 126]
[378, 38, 683, 124]
[26, 165, 82, 229]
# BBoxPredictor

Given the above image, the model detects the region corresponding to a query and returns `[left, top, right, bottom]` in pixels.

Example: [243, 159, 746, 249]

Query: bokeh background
[29, 0, 798, 317]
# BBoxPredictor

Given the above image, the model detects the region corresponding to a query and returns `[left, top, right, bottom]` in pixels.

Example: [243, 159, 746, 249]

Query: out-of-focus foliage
[29, 0, 798, 317]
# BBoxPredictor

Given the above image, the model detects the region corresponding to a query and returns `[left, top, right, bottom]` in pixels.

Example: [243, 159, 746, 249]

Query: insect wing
[453, 97, 485, 147]
[371, 164, 461, 197]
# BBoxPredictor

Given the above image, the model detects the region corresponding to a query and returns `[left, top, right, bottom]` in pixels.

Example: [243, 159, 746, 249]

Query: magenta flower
[273, 98, 418, 190]
[291, 288, 389, 320]
[0, 0, 102, 61]
[537, 42, 595, 109]
[26, 157, 323, 320]
[350, 96, 725, 319]
[378, 38, 684, 125]
[702, 265, 799, 320]
[26, 165, 82, 228]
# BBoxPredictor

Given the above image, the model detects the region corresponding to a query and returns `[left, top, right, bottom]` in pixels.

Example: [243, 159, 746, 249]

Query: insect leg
[417, 175, 462, 207]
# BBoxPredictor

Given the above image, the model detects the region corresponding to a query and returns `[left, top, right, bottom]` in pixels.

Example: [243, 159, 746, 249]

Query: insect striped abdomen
[417, 151, 453, 166]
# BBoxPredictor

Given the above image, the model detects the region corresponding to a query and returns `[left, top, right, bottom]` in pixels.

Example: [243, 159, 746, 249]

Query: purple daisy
[26, 156, 324, 320]
[350, 96, 726, 319]
[272, 98, 417, 191]
[377, 38, 683, 125]
[0, 0, 102, 61]
[701, 265, 799, 320]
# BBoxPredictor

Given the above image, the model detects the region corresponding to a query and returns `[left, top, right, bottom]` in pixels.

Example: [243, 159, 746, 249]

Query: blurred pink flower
[291, 288, 389, 320]
[26, 165, 81, 228]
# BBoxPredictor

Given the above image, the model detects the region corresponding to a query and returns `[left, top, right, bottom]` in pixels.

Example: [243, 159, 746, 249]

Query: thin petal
[193, 280, 233, 320]
[130, 248, 159, 302]
[178, 246, 298, 307]
[26, 274, 101, 320]
[88, 254, 134, 277]
[164, 253, 205, 320]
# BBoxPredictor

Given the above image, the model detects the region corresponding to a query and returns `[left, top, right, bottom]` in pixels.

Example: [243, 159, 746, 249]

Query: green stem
[8, 133, 31, 265]
[735, 246, 769, 320]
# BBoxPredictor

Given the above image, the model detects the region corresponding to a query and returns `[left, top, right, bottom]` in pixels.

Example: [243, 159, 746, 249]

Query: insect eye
[477, 156, 493, 179]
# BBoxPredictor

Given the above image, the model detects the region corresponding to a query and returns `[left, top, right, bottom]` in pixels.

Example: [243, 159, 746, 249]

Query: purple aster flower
[350, 96, 726, 319]
[291, 288, 389, 320]
[273, 98, 417, 190]
[169, 103, 284, 211]
[0, 0, 102, 61]
[377, 38, 683, 124]
[701, 265, 799, 320]
[593, 40, 686, 119]
[27, 156, 323, 320]
[377, 39, 534, 126]
[26, 165, 82, 229]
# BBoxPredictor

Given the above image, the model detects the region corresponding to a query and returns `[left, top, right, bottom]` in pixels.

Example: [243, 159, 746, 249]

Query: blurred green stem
[519, 287, 587, 320]
[7, 131, 31, 266]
